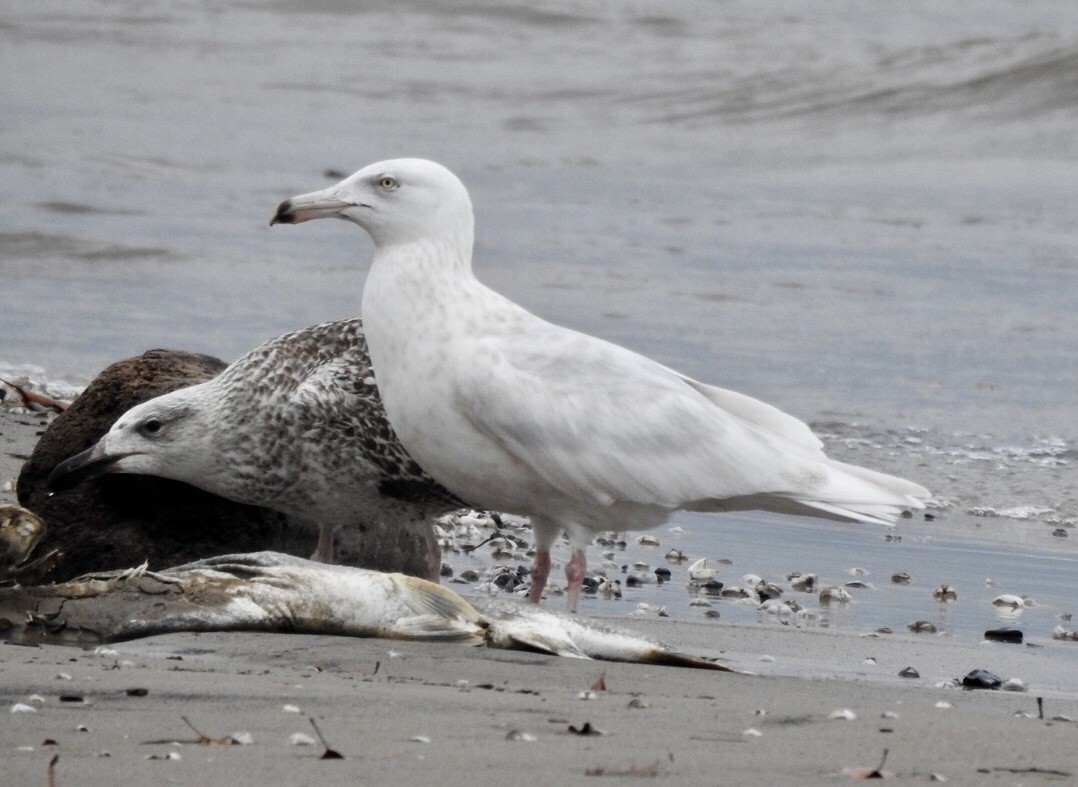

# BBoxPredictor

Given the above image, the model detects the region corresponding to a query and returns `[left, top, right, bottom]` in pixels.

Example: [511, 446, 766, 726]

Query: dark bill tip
[47, 445, 124, 493]
[269, 199, 295, 226]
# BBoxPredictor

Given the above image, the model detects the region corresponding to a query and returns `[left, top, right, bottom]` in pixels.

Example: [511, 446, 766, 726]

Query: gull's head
[48, 393, 212, 493]
[271, 158, 473, 247]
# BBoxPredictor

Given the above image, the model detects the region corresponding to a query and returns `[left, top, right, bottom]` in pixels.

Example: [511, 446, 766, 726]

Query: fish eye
[377, 175, 399, 191]
[140, 418, 163, 436]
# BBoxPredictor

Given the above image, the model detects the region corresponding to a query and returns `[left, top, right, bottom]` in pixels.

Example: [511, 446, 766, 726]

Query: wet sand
[2, 409, 1076, 785]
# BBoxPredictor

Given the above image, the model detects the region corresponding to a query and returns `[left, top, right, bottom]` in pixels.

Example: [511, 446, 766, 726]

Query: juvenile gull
[271, 159, 931, 611]
[48, 319, 463, 577]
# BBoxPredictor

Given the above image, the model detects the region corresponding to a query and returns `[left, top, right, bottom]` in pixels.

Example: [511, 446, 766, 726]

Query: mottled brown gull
[271, 159, 931, 611]
[48, 319, 462, 577]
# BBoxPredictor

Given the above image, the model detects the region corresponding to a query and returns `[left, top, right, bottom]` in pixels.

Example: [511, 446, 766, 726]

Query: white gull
[271, 159, 931, 611]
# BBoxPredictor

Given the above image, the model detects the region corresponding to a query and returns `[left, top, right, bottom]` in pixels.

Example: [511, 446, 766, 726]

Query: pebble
[908, 621, 938, 633]
[898, 666, 920, 679]
[983, 628, 1023, 644]
[961, 669, 1002, 690]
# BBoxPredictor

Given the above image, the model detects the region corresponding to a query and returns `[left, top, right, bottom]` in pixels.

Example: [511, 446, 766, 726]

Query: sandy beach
[2, 409, 1076, 786]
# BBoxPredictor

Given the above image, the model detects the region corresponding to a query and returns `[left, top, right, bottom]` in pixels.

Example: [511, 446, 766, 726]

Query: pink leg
[528, 548, 552, 603]
[310, 525, 337, 564]
[565, 548, 586, 613]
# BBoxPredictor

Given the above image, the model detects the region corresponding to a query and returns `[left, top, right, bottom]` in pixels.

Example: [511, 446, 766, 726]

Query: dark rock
[984, 627, 1024, 644]
[16, 349, 436, 582]
[961, 669, 1003, 690]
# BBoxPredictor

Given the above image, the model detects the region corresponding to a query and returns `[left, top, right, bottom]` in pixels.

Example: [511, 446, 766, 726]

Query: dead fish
[0, 552, 738, 671]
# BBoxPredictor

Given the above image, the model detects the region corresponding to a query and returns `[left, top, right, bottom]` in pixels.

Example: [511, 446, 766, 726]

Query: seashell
[790, 573, 817, 592]
[1000, 678, 1027, 692]
[668, 526, 685, 535]
[898, 666, 920, 679]
[742, 728, 762, 737]
[934, 701, 955, 709]
[637, 535, 660, 546]
[848, 567, 869, 577]
[627, 698, 649, 709]
[755, 581, 783, 600]
[742, 573, 763, 586]
[907, 620, 938, 633]
[506, 730, 537, 742]
[890, 572, 911, 585]
[758, 599, 793, 616]
[992, 594, 1025, 609]
[687, 558, 716, 582]
[933, 584, 958, 602]
[828, 708, 857, 721]
[1052, 625, 1078, 641]
[720, 586, 748, 598]
[598, 578, 622, 599]
[704, 609, 721, 619]
[664, 548, 687, 564]
[844, 580, 873, 590]
[819, 586, 852, 604]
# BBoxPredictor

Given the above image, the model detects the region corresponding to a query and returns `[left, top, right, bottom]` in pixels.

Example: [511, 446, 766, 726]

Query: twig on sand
[309, 717, 344, 759]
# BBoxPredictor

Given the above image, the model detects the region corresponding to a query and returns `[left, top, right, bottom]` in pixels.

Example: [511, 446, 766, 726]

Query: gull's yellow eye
[378, 176, 399, 191]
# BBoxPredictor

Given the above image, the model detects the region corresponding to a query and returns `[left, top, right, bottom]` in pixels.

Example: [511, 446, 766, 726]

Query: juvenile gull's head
[48, 390, 216, 493]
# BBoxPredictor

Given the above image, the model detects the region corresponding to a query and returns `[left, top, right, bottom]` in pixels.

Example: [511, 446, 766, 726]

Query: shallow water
[2, 2, 1075, 666]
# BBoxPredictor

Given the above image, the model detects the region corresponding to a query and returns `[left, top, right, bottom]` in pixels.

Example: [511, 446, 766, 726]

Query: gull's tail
[691, 457, 930, 526]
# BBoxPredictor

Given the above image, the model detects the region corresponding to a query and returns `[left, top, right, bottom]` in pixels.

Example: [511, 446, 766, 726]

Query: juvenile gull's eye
[378, 176, 399, 191]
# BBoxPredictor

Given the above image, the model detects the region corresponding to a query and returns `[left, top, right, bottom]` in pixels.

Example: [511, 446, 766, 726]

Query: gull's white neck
[361, 229, 486, 404]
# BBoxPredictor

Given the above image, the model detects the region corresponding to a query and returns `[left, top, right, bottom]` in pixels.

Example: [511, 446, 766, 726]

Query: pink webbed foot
[565, 548, 586, 613]
[528, 548, 552, 603]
